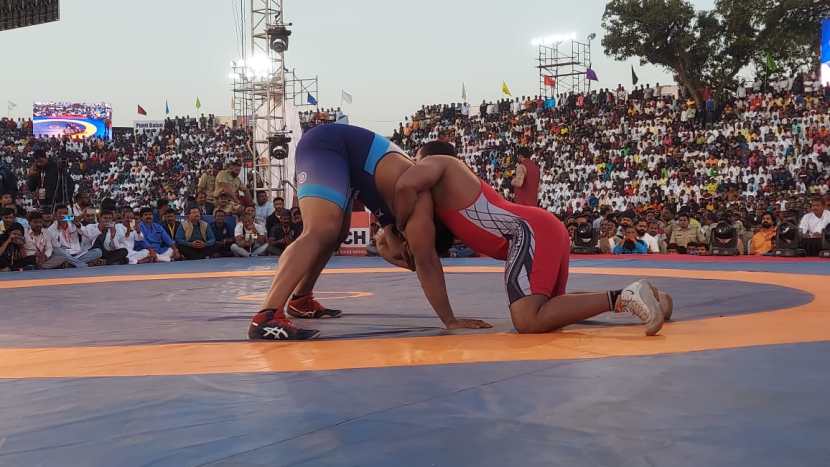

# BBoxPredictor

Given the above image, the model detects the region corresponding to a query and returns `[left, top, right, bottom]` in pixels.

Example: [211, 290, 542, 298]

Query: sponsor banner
[134, 120, 165, 133]
[338, 211, 370, 256]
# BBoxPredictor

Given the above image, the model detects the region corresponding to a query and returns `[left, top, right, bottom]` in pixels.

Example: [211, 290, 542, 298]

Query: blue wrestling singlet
[295, 123, 404, 226]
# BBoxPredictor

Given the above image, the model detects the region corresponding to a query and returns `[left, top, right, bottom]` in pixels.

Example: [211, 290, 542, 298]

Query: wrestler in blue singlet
[295, 123, 402, 226]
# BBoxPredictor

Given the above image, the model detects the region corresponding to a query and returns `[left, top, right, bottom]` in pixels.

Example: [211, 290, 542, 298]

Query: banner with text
[134, 120, 165, 133]
[338, 211, 370, 256]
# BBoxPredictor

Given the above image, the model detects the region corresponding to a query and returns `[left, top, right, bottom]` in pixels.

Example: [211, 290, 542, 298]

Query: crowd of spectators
[0, 115, 307, 271]
[392, 71, 830, 256]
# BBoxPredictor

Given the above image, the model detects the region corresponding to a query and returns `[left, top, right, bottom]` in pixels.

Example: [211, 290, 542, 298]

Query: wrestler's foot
[287, 294, 343, 319]
[615, 280, 664, 336]
[647, 283, 674, 321]
[248, 309, 320, 340]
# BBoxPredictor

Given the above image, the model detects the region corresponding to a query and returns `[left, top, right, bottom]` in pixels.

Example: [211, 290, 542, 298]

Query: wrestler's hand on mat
[445, 318, 493, 330]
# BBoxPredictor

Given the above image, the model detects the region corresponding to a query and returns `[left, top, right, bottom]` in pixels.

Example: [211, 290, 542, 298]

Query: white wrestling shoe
[649, 283, 674, 321]
[614, 280, 665, 336]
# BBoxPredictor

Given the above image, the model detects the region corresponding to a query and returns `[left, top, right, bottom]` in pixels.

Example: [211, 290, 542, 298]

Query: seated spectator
[0, 222, 28, 271]
[110, 208, 148, 265]
[636, 219, 660, 253]
[133, 207, 178, 263]
[266, 196, 289, 234]
[152, 199, 171, 224]
[23, 212, 65, 269]
[47, 205, 103, 268]
[215, 192, 241, 217]
[211, 209, 234, 257]
[95, 210, 129, 265]
[1, 195, 28, 229]
[613, 226, 649, 254]
[232, 206, 268, 257]
[290, 207, 303, 238]
[749, 213, 777, 255]
[254, 191, 274, 225]
[597, 219, 618, 253]
[648, 221, 667, 253]
[798, 198, 830, 256]
[160, 210, 183, 260]
[669, 214, 704, 254]
[192, 191, 214, 216]
[176, 206, 216, 260]
[267, 210, 295, 256]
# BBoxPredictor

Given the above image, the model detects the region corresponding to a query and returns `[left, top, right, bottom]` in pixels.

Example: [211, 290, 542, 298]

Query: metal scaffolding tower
[537, 39, 591, 99]
[230, 0, 319, 200]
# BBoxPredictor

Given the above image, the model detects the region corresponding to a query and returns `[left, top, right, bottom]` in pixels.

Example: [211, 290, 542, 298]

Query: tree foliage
[601, 0, 830, 104]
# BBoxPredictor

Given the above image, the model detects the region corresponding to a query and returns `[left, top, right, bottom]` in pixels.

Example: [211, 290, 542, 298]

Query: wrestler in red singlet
[437, 178, 571, 304]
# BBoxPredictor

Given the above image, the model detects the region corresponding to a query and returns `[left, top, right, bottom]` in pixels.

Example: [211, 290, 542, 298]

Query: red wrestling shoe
[248, 309, 320, 340]
[287, 293, 343, 319]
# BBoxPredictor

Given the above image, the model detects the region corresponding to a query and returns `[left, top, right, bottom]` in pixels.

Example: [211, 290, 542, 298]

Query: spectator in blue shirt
[613, 226, 648, 255]
[135, 206, 178, 262]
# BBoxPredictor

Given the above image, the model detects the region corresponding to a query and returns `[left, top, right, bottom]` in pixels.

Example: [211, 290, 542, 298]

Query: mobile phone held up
[63, 215, 74, 222]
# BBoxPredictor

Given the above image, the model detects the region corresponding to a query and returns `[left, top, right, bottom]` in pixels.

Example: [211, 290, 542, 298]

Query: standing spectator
[232, 207, 268, 257]
[176, 206, 216, 260]
[798, 198, 830, 256]
[613, 226, 649, 254]
[197, 165, 219, 202]
[254, 191, 274, 225]
[511, 147, 540, 207]
[26, 150, 74, 207]
[134, 207, 178, 263]
[749, 213, 777, 255]
[211, 209, 234, 257]
[213, 161, 247, 202]
[0, 160, 18, 198]
[23, 212, 65, 269]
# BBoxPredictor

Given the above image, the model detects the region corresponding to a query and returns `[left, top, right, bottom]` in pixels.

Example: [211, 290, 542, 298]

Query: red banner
[543, 75, 556, 87]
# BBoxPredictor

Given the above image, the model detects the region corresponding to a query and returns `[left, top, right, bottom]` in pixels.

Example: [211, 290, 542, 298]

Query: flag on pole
[765, 52, 778, 73]
[631, 66, 639, 85]
[307, 93, 318, 105]
[341, 90, 353, 104]
[462, 82, 467, 102]
[165, 100, 170, 115]
[543, 75, 556, 87]
[501, 81, 512, 97]
[195, 97, 202, 110]
[586, 68, 599, 81]
[137, 105, 147, 116]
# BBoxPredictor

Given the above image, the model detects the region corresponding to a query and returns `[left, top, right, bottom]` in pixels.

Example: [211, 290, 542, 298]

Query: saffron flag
[195, 97, 202, 110]
[631, 66, 639, 85]
[501, 81, 512, 96]
[307, 93, 318, 105]
[137, 105, 147, 116]
[586, 68, 598, 81]
[543, 75, 556, 87]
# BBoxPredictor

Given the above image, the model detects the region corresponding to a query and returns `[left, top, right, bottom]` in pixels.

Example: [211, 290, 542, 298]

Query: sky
[0, 0, 716, 134]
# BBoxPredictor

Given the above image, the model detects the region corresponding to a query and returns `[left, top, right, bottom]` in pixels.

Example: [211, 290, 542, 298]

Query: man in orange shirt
[749, 213, 777, 255]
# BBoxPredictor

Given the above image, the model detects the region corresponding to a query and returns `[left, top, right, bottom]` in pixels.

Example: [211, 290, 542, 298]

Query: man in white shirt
[799, 198, 830, 256]
[636, 219, 661, 253]
[47, 205, 103, 267]
[23, 212, 65, 269]
[254, 190, 275, 224]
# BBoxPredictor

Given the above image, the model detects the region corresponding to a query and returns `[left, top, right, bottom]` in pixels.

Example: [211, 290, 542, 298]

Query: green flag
[195, 97, 202, 110]
[765, 53, 778, 73]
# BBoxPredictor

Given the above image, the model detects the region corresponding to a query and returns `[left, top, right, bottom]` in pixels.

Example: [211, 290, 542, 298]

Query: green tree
[601, 0, 829, 105]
